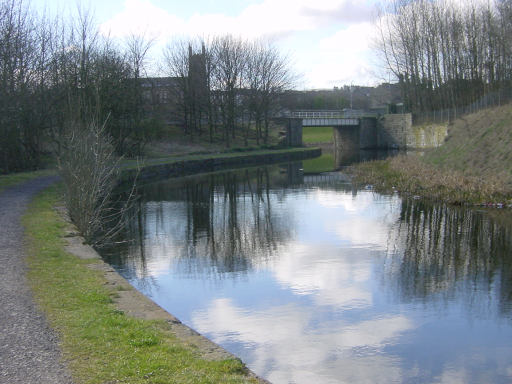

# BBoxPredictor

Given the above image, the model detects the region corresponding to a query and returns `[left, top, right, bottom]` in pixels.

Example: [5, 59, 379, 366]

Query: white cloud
[101, 0, 374, 40]
[269, 243, 374, 309]
[192, 298, 414, 383]
[307, 21, 378, 87]
[100, 0, 186, 39]
[99, 0, 381, 87]
[314, 189, 375, 211]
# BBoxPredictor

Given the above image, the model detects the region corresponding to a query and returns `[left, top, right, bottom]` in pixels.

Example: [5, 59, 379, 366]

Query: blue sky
[30, 0, 386, 89]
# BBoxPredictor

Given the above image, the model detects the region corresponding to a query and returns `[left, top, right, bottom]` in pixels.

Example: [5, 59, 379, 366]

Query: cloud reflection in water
[101, 166, 512, 384]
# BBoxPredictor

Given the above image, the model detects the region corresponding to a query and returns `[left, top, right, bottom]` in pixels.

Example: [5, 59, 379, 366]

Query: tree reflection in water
[102, 164, 512, 317]
[98, 163, 512, 383]
[102, 165, 298, 282]
[385, 199, 512, 317]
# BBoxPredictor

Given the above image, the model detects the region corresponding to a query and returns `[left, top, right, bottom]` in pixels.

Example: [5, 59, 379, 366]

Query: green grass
[303, 153, 336, 173]
[23, 185, 258, 384]
[144, 124, 282, 157]
[423, 104, 512, 185]
[302, 126, 333, 144]
[0, 169, 56, 193]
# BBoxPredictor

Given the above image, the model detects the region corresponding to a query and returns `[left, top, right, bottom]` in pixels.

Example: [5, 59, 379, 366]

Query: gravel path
[0, 177, 73, 384]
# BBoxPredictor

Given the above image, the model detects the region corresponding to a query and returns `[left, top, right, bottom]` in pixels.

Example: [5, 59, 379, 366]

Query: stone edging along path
[88, 148, 318, 382]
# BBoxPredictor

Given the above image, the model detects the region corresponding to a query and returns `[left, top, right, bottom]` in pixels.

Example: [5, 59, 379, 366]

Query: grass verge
[23, 184, 258, 384]
[302, 126, 333, 144]
[0, 169, 55, 193]
[123, 147, 320, 170]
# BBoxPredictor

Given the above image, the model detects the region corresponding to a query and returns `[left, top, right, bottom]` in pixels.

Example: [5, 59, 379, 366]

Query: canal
[101, 162, 512, 384]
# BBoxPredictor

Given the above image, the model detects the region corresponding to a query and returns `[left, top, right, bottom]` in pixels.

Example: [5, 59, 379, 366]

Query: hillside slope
[424, 103, 512, 186]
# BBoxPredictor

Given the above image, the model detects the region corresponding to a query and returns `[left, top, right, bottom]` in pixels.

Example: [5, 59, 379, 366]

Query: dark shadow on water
[335, 147, 401, 167]
[102, 165, 309, 281]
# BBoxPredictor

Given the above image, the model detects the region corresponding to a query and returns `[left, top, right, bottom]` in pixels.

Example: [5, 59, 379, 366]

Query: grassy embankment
[0, 123, 284, 190]
[302, 126, 336, 173]
[350, 104, 512, 206]
[144, 124, 282, 158]
[123, 146, 320, 170]
[1, 146, 319, 192]
[23, 185, 259, 384]
[1, 137, 318, 382]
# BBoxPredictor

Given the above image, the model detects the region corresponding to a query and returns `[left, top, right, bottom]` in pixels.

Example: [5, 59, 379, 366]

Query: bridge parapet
[302, 118, 359, 127]
[289, 110, 379, 119]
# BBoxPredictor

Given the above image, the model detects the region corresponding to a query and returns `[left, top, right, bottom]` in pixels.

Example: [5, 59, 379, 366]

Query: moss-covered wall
[408, 123, 448, 148]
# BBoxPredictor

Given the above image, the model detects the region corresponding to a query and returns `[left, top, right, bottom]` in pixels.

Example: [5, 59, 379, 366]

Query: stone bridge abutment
[332, 114, 413, 151]
[279, 112, 445, 154]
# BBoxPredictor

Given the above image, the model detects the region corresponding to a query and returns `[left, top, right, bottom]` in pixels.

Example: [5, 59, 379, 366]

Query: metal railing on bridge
[288, 110, 379, 119]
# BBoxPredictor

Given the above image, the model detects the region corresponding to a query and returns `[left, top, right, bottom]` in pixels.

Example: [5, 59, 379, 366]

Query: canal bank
[349, 104, 512, 206]
[15, 148, 321, 384]
[23, 188, 267, 384]
[98, 163, 512, 383]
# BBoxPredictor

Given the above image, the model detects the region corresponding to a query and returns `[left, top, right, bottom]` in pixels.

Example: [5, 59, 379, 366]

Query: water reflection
[334, 147, 400, 167]
[105, 166, 303, 280]
[101, 164, 512, 384]
[386, 200, 512, 315]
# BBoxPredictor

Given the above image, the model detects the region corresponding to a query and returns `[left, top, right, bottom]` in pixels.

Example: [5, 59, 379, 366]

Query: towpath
[0, 177, 73, 384]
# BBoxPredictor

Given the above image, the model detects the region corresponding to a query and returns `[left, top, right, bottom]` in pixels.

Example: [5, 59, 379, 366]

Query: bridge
[280, 110, 412, 150]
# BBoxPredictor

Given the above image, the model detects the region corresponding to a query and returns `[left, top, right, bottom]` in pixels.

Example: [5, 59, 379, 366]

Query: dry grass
[351, 103, 512, 205]
[351, 155, 510, 205]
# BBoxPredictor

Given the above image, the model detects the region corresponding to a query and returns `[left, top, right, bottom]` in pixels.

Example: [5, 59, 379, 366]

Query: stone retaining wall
[408, 123, 448, 148]
[377, 113, 412, 149]
[121, 148, 322, 186]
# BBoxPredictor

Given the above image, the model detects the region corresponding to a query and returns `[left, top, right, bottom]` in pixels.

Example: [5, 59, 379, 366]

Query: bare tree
[57, 116, 137, 246]
[245, 40, 294, 144]
[375, 0, 512, 116]
[165, 40, 208, 136]
[0, 0, 39, 172]
[211, 35, 248, 147]
[123, 32, 155, 154]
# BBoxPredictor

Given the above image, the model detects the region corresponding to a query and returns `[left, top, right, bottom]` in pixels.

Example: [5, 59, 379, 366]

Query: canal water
[102, 163, 512, 384]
